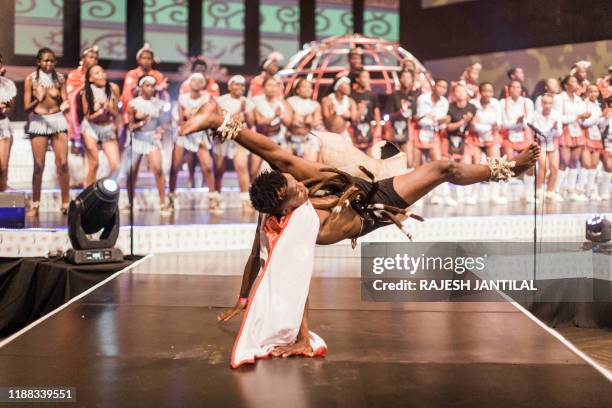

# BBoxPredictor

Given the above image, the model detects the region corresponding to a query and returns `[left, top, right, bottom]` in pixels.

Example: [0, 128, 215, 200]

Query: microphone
[527, 123, 544, 137]
[527, 123, 547, 144]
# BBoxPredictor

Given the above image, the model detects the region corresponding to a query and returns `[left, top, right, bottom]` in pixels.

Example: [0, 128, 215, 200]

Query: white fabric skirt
[81, 120, 116, 143]
[27, 112, 69, 136]
[176, 131, 210, 153]
[128, 130, 162, 155]
[0, 118, 11, 139]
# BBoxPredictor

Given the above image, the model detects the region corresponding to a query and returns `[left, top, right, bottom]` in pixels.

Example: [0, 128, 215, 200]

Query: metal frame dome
[278, 34, 429, 99]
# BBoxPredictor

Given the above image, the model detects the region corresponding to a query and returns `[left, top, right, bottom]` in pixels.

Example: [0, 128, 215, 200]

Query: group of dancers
[0, 44, 610, 216]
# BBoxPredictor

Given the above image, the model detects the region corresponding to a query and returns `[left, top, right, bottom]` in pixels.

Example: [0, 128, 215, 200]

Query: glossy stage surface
[0, 254, 610, 407]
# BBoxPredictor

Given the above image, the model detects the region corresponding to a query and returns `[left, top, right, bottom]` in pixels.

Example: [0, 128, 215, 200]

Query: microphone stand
[527, 123, 546, 287]
[128, 127, 134, 257]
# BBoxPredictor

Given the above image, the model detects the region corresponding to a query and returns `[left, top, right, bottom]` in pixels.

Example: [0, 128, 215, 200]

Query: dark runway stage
[0, 255, 610, 407]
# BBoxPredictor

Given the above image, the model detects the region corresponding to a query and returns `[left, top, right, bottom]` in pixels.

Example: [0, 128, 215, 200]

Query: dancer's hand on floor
[217, 297, 247, 322]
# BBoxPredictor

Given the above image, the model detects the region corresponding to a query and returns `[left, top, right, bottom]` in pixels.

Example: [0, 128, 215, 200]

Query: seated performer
[180, 104, 539, 364]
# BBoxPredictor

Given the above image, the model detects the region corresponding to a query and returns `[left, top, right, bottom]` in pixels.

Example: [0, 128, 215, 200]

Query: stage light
[65, 178, 124, 264]
[585, 215, 611, 243]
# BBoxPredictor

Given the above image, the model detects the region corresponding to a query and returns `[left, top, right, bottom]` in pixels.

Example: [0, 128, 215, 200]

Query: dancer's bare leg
[392, 143, 540, 206]
[196, 147, 215, 193]
[0, 136, 12, 191]
[147, 148, 166, 204]
[82, 131, 100, 187]
[51, 132, 70, 207]
[169, 143, 185, 194]
[101, 139, 121, 177]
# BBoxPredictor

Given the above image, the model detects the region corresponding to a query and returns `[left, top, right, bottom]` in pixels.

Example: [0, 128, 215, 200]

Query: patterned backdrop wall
[260, 0, 300, 63]
[144, 0, 188, 63]
[81, 0, 126, 61]
[364, 0, 399, 42]
[421, 0, 474, 7]
[202, 0, 245, 66]
[315, 0, 353, 40]
[14, 0, 64, 56]
[424, 39, 612, 97]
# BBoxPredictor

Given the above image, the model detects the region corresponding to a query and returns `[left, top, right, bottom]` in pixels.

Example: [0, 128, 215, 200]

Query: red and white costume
[500, 95, 534, 151]
[468, 97, 502, 148]
[582, 99, 604, 151]
[531, 110, 562, 153]
[554, 91, 587, 148]
[231, 201, 327, 368]
[415, 92, 448, 149]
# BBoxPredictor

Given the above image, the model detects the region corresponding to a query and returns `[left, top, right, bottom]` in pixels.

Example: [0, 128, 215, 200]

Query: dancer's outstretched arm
[218, 215, 263, 322]
[181, 105, 332, 181]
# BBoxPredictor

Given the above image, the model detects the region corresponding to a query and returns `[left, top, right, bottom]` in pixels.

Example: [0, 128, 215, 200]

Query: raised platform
[1, 202, 609, 257]
[1, 254, 610, 406]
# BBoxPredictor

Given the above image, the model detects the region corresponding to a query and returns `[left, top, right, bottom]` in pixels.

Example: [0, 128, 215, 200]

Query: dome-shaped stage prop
[278, 34, 431, 99]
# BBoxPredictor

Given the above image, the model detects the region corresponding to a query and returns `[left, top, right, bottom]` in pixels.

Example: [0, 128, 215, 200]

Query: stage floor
[0, 254, 610, 407]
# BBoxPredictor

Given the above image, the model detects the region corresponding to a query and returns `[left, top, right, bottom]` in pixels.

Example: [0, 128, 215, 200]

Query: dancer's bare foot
[217, 297, 247, 322]
[179, 102, 223, 136]
[512, 142, 540, 176]
[271, 339, 313, 358]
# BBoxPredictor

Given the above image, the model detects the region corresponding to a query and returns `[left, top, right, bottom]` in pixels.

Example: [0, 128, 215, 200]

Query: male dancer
[181, 104, 540, 359]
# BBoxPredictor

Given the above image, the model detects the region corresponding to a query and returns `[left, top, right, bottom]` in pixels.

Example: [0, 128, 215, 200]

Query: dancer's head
[263, 76, 280, 98]
[138, 75, 157, 98]
[87, 65, 107, 88]
[84, 65, 111, 113]
[348, 48, 363, 70]
[571, 60, 590, 82]
[137, 43, 155, 70]
[355, 69, 370, 90]
[541, 94, 553, 115]
[508, 80, 523, 99]
[293, 78, 313, 99]
[452, 83, 468, 103]
[80, 45, 99, 70]
[561, 75, 577, 93]
[544, 77, 559, 94]
[228, 75, 246, 97]
[433, 79, 448, 97]
[249, 171, 308, 217]
[191, 59, 207, 74]
[507, 67, 525, 83]
[465, 63, 482, 83]
[187, 73, 206, 92]
[332, 76, 351, 95]
[479, 81, 494, 102]
[399, 69, 414, 90]
[586, 84, 599, 102]
[36, 47, 56, 73]
[262, 52, 283, 76]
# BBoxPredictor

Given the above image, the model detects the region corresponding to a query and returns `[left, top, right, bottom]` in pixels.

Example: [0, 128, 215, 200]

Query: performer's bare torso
[310, 195, 362, 244]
